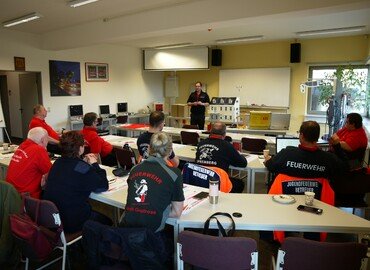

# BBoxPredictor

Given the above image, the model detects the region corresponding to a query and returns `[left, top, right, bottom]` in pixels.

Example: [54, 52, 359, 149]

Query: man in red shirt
[6, 127, 52, 199]
[81, 112, 115, 166]
[331, 112, 368, 170]
[29, 104, 60, 146]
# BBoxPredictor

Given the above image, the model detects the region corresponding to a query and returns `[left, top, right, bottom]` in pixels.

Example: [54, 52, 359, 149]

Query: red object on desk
[120, 124, 149, 129]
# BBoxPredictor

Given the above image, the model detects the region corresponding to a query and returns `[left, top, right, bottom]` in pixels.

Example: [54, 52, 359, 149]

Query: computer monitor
[69, 105, 83, 119]
[117, 102, 128, 114]
[276, 137, 299, 153]
[99, 105, 110, 117]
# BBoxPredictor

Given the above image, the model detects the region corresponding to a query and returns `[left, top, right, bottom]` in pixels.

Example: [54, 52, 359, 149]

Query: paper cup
[3, 143, 9, 151]
[305, 191, 315, 206]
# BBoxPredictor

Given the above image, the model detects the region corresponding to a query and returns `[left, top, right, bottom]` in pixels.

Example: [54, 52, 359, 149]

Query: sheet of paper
[182, 184, 209, 215]
[103, 176, 128, 193]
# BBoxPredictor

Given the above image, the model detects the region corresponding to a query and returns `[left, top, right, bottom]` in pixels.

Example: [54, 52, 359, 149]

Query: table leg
[250, 168, 256, 193]
[246, 167, 252, 193]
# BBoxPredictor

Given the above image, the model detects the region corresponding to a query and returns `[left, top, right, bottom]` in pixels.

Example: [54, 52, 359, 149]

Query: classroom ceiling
[1, 0, 370, 50]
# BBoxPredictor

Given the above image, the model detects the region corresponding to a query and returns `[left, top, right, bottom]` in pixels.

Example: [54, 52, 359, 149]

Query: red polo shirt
[337, 126, 368, 151]
[6, 139, 52, 199]
[29, 117, 60, 141]
[81, 126, 113, 157]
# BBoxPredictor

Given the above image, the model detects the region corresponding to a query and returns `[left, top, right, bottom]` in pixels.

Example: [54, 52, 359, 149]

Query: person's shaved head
[211, 122, 226, 136]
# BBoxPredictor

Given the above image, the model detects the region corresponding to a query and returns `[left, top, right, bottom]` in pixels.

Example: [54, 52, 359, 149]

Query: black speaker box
[211, 49, 222, 66]
[290, 43, 301, 63]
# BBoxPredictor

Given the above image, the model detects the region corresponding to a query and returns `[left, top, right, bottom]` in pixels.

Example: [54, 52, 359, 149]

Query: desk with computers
[68, 102, 129, 131]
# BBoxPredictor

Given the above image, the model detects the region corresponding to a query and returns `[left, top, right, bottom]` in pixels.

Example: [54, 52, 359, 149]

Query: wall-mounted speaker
[290, 43, 301, 63]
[211, 49, 222, 66]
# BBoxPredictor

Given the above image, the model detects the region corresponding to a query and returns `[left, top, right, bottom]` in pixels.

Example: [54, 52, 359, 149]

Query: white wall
[0, 29, 164, 131]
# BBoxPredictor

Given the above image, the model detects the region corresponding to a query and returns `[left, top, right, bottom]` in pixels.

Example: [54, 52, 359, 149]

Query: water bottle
[209, 178, 219, 204]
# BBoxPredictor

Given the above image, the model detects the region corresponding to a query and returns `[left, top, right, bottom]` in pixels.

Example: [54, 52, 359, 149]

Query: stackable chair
[182, 162, 233, 193]
[116, 115, 128, 124]
[20, 196, 82, 270]
[332, 168, 370, 217]
[177, 230, 258, 270]
[115, 147, 137, 171]
[180, 131, 200, 146]
[241, 137, 267, 154]
[269, 173, 334, 243]
[274, 237, 368, 270]
[182, 124, 199, 129]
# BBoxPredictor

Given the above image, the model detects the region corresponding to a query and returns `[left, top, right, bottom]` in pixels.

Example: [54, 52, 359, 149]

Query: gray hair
[149, 132, 172, 158]
[27, 127, 48, 144]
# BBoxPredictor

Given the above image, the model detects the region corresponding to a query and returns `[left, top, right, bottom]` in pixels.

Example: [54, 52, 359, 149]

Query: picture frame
[14, 57, 25, 71]
[49, 60, 81, 96]
[85, 62, 109, 82]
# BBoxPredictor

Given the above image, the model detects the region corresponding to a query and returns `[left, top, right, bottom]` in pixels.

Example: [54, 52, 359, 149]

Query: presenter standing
[187, 81, 210, 130]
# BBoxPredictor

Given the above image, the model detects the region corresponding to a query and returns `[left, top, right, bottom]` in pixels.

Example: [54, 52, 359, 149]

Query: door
[19, 73, 41, 139]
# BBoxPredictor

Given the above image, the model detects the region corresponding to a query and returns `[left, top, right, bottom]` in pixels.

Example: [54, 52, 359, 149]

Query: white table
[102, 135, 267, 193]
[90, 181, 370, 269]
[109, 125, 276, 144]
[173, 193, 370, 233]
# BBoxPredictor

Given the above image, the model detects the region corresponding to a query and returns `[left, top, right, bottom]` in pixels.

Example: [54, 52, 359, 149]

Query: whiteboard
[219, 67, 291, 107]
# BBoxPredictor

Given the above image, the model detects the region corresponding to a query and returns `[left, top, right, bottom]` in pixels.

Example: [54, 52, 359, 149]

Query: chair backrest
[97, 117, 103, 126]
[241, 137, 267, 154]
[269, 173, 334, 205]
[269, 174, 334, 243]
[115, 146, 137, 170]
[182, 163, 232, 193]
[116, 115, 128, 124]
[276, 237, 368, 270]
[178, 231, 258, 270]
[24, 196, 62, 230]
[182, 124, 199, 129]
[180, 131, 199, 146]
[346, 147, 367, 170]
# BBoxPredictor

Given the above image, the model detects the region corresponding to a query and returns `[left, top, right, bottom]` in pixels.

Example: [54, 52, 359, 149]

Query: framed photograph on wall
[49, 60, 81, 96]
[85, 62, 109, 82]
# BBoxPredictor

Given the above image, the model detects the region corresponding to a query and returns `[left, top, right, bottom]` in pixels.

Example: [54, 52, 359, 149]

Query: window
[307, 65, 369, 116]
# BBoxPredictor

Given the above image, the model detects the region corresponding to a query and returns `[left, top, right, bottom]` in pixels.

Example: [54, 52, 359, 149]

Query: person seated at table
[137, 111, 179, 167]
[330, 112, 368, 170]
[195, 122, 247, 193]
[43, 131, 111, 233]
[81, 112, 116, 166]
[265, 120, 349, 180]
[6, 127, 52, 199]
[122, 132, 184, 262]
[29, 104, 61, 154]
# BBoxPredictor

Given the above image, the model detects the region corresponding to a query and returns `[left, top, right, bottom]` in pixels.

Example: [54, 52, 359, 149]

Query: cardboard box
[249, 111, 271, 129]
[171, 104, 190, 117]
[171, 104, 178, 117]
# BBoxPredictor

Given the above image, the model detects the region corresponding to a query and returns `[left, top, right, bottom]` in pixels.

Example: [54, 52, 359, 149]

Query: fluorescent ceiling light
[154, 43, 193, 49]
[2, 12, 42, 27]
[69, 0, 100, 8]
[216, 35, 264, 44]
[296, 26, 365, 37]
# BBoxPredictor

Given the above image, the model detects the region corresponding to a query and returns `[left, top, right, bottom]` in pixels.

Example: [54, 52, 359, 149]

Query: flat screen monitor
[69, 105, 83, 117]
[276, 137, 299, 153]
[99, 105, 110, 116]
[117, 102, 128, 113]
